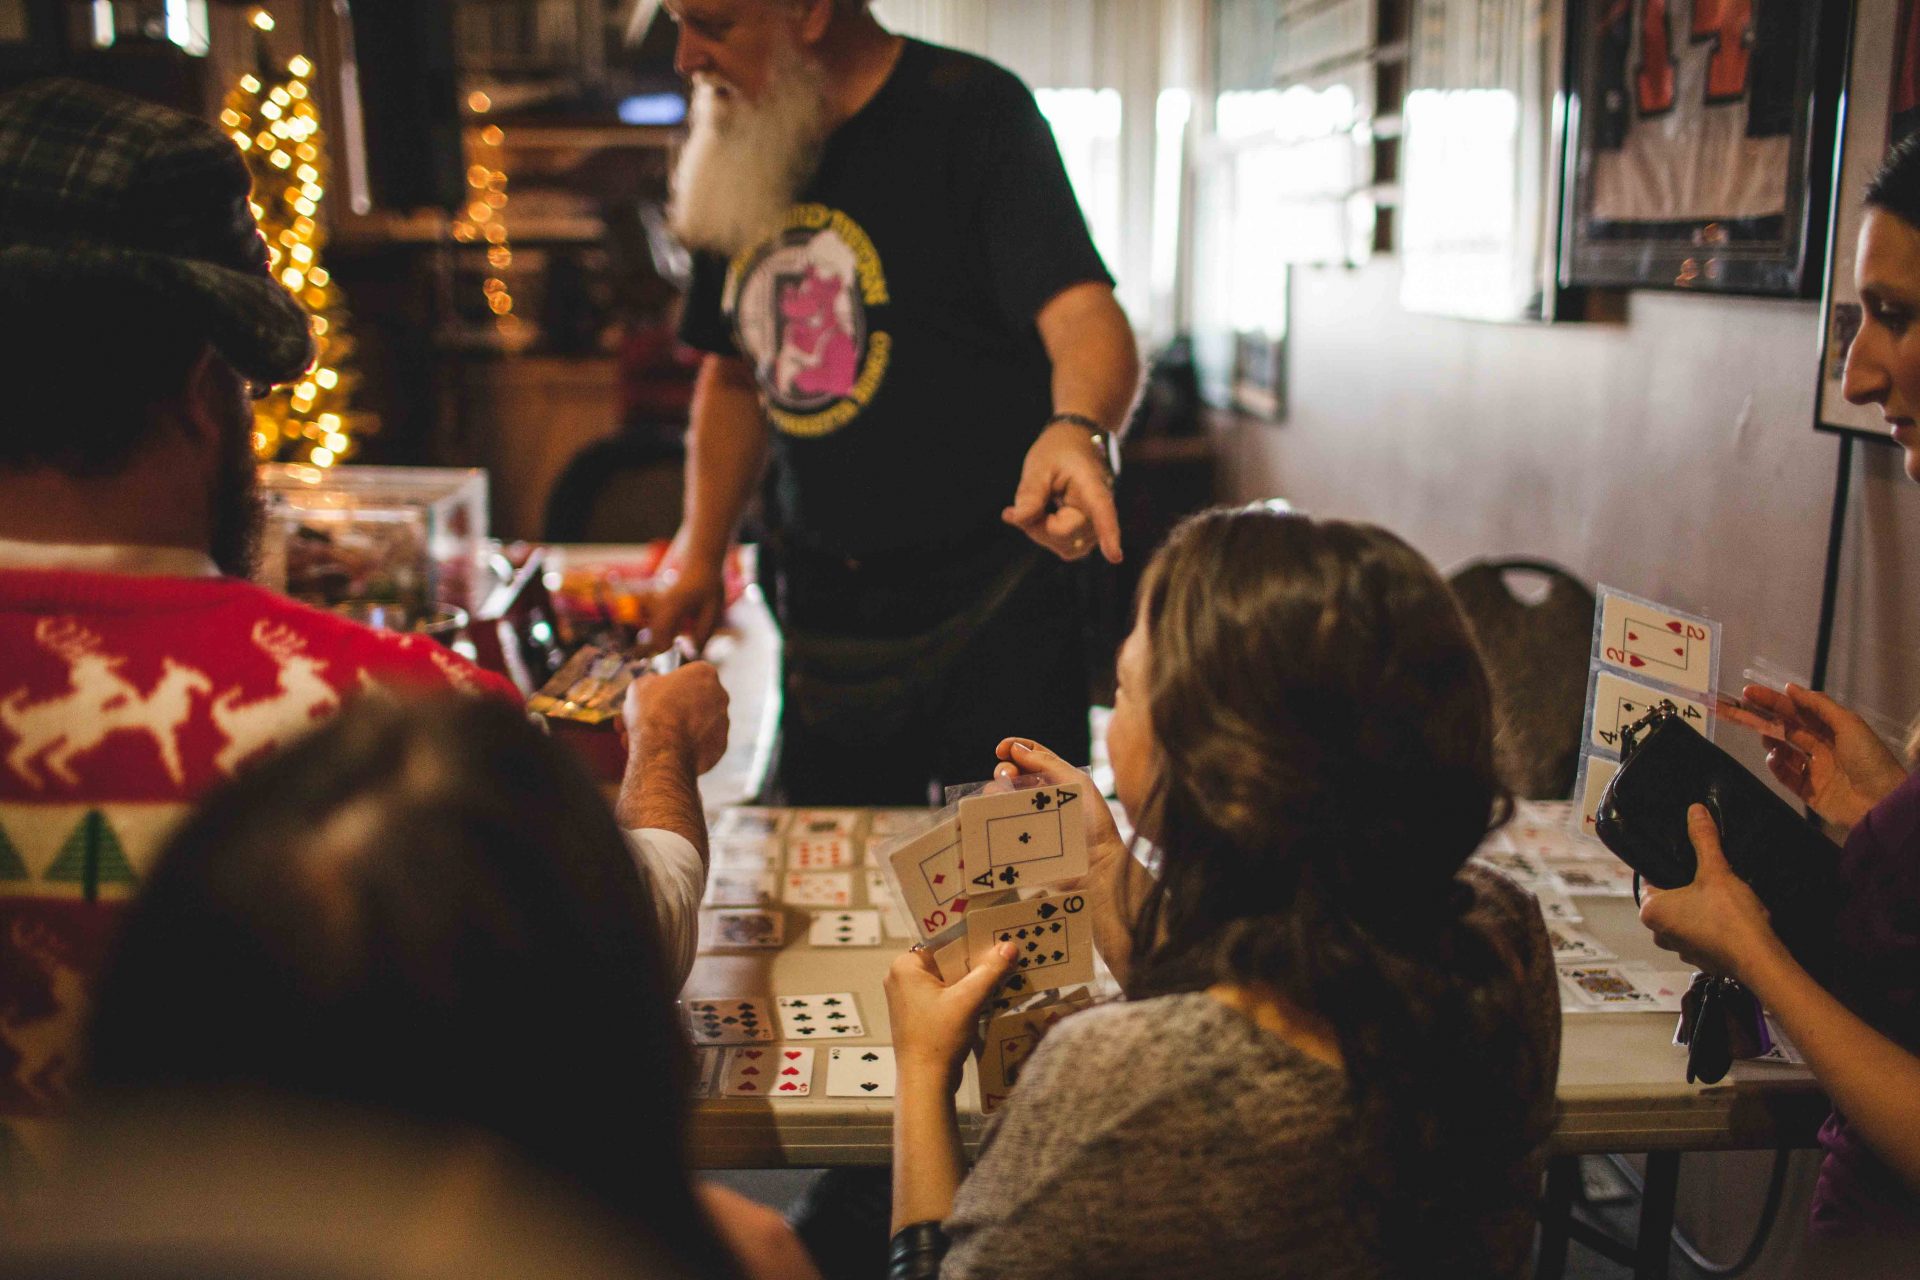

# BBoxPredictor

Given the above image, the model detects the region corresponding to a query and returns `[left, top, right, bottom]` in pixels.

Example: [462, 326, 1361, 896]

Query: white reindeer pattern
[208, 620, 340, 775]
[0, 918, 84, 1107]
[0, 619, 213, 790]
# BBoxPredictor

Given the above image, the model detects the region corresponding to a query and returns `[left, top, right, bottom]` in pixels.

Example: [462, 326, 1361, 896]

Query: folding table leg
[1633, 1151, 1680, 1280]
[1533, 1154, 1577, 1280]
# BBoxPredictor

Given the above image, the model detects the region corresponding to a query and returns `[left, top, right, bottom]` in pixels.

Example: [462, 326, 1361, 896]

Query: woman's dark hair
[84, 694, 739, 1280]
[1124, 507, 1543, 1275]
[1866, 133, 1920, 227]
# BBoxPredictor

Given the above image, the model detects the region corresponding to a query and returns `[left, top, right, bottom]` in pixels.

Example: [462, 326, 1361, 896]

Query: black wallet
[1593, 702, 1843, 984]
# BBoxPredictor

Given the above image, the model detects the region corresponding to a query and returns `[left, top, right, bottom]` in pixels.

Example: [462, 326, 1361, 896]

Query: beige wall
[1216, 260, 1920, 754]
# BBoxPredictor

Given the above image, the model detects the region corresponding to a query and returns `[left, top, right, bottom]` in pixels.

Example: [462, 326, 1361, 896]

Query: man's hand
[1639, 805, 1791, 983]
[637, 564, 728, 652]
[1002, 422, 1122, 563]
[624, 661, 729, 776]
[1725, 683, 1906, 834]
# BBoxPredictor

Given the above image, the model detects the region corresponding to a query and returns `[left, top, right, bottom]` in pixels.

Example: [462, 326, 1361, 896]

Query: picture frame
[1815, 0, 1919, 438]
[1559, 0, 1845, 296]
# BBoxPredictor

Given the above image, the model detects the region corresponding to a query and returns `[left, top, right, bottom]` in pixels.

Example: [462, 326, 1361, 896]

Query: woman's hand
[1639, 805, 1792, 983]
[992, 738, 1127, 863]
[885, 941, 1017, 1089]
[1726, 683, 1906, 834]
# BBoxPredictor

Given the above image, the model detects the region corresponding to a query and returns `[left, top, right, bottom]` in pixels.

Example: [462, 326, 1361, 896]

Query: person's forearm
[1745, 947, 1920, 1194]
[891, 1063, 968, 1234]
[617, 735, 708, 863]
[682, 356, 772, 569]
[1039, 284, 1140, 434]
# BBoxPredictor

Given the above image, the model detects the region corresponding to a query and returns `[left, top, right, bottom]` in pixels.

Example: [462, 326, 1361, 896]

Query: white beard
[669, 47, 830, 257]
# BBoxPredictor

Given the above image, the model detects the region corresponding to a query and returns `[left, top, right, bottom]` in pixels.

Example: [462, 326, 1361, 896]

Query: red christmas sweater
[0, 566, 518, 1114]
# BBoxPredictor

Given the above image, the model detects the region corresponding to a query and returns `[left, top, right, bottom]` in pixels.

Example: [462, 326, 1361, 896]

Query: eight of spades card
[955, 783, 1089, 893]
[963, 889, 1095, 994]
[719, 1046, 814, 1097]
[826, 1046, 898, 1098]
[776, 993, 866, 1040]
[684, 998, 775, 1045]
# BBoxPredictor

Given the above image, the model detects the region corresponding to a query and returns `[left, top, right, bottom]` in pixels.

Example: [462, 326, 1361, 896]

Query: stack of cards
[976, 987, 1094, 1112]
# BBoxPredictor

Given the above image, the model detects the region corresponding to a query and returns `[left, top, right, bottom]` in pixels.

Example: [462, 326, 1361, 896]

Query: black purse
[1593, 703, 1844, 1081]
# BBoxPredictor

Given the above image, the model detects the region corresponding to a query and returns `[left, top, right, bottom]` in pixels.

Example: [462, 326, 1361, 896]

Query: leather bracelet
[886, 1220, 951, 1280]
[1045, 412, 1119, 478]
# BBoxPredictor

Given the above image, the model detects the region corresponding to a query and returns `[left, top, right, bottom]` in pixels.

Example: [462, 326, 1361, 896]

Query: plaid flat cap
[0, 77, 315, 386]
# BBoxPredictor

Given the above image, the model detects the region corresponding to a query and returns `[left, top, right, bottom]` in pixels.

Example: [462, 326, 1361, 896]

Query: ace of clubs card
[956, 783, 1089, 892]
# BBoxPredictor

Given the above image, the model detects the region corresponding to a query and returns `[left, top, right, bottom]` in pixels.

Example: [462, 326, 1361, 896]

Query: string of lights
[453, 91, 519, 342]
[222, 6, 368, 467]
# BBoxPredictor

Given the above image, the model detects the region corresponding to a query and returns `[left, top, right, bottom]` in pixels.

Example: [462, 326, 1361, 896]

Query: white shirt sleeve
[622, 826, 706, 989]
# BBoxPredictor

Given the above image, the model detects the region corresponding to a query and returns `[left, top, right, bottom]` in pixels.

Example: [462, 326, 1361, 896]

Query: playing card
[712, 808, 788, 839]
[1589, 672, 1710, 755]
[963, 889, 1095, 995]
[826, 1046, 897, 1097]
[1752, 1017, 1805, 1065]
[788, 835, 856, 871]
[792, 809, 860, 837]
[711, 838, 779, 873]
[931, 933, 971, 983]
[870, 810, 937, 838]
[956, 783, 1089, 893]
[883, 818, 970, 940]
[865, 869, 913, 938]
[775, 993, 865, 1040]
[1557, 965, 1689, 1013]
[1547, 857, 1636, 898]
[1471, 839, 1551, 889]
[1574, 754, 1620, 842]
[720, 1046, 813, 1097]
[1535, 888, 1585, 924]
[974, 987, 1094, 1113]
[703, 871, 776, 907]
[684, 997, 775, 1045]
[1546, 922, 1616, 963]
[808, 909, 882, 947]
[689, 1048, 722, 1098]
[697, 909, 785, 950]
[783, 871, 854, 908]
[1595, 590, 1718, 697]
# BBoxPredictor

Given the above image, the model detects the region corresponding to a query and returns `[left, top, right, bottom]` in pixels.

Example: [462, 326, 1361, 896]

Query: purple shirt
[1812, 769, 1920, 1236]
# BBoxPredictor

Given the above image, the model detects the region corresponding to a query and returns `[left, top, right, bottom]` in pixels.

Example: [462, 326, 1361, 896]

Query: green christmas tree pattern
[44, 810, 137, 903]
[0, 821, 27, 882]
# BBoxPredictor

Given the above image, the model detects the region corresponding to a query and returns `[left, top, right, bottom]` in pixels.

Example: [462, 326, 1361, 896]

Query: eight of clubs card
[964, 889, 1095, 993]
[826, 1046, 897, 1097]
[776, 992, 865, 1040]
[1596, 591, 1716, 696]
[956, 784, 1089, 892]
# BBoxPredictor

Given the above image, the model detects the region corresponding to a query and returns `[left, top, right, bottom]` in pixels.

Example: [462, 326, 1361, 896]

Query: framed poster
[1815, 0, 1920, 437]
[1560, 0, 1845, 295]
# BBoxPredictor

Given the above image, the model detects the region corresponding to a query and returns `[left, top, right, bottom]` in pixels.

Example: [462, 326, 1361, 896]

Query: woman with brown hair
[883, 505, 1561, 1278]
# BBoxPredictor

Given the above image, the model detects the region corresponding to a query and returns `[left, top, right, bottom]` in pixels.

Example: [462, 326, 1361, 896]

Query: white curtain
[873, 0, 1177, 337]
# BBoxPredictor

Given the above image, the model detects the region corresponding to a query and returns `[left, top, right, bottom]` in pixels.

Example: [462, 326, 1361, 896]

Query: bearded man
[647, 0, 1140, 806]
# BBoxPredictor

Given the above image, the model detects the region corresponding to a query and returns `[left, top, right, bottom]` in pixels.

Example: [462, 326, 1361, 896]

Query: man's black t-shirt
[679, 39, 1113, 563]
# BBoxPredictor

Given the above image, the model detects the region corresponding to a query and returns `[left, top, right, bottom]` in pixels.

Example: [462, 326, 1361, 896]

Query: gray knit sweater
[940, 867, 1560, 1279]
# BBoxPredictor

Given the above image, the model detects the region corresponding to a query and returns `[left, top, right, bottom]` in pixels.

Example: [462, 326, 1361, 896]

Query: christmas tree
[45, 811, 138, 904]
[221, 7, 371, 467]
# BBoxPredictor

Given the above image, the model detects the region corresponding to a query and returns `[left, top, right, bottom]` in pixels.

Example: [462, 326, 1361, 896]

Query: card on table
[865, 869, 913, 938]
[1471, 841, 1551, 890]
[684, 998, 775, 1045]
[1594, 591, 1717, 697]
[703, 871, 777, 908]
[711, 838, 779, 873]
[956, 783, 1089, 893]
[788, 835, 857, 871]
[870, 810, 937, 838]
[809, 909, 882, 947]
[1547, 857, 1636, 898]
[963, 888, 1095, 995]
[884, 818, 970, 940]
[1588, 672, 1710, 755]
[792, 809, 860, 837]
[826, 1046, 897, 1098]
[712, 808, 788, 840]
[784, 871, 854, 908]
[1535, 888, 1585, 925]
[1546, 922, 1616, 963]
[775, 992, 865, 1040]
[719, 1046, 813, 1097]
[698, 909, 785, 951]
[689, 1047, 722, 1098]
[1557, 965, 1689, 1013]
